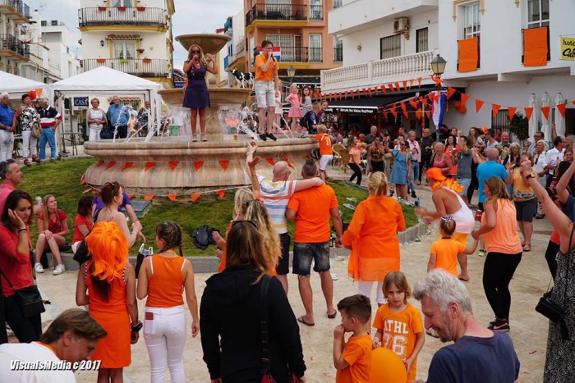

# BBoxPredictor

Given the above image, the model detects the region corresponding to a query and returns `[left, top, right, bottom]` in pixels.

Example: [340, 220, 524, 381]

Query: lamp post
[430, 53, 447, 90]
[287, 65, 296, 88]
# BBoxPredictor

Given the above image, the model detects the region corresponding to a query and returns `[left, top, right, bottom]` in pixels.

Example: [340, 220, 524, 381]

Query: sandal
[297, 316, 315, 327]
[327, 310, 337, 319]
[523, 244, 531, 252]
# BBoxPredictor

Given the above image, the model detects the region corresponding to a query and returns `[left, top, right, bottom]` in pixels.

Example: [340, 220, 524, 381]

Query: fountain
[83, 33, 317, 195]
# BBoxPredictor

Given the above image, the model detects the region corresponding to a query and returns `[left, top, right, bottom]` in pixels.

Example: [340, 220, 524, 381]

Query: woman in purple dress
[183, 44, 218, 142]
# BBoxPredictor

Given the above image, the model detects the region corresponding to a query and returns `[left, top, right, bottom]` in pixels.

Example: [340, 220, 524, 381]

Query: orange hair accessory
[431, 177, 465, 194]
[85, 221, 129, 282]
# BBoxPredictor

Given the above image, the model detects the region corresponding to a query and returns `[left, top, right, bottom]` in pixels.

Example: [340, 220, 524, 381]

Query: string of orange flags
[320, 76, 425, 102]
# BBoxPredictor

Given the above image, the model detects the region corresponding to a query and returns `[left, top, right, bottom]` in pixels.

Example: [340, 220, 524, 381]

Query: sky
[26, 0, 242, 68]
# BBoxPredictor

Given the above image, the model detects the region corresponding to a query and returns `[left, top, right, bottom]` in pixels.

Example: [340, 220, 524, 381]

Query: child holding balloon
[372, 272, 425, 383]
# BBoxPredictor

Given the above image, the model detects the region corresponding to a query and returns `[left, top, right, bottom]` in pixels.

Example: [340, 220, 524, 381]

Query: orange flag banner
[541, 106, 551, 120]
[144, 161, 156, 172]
[446, 87, 457, 99]
[167, 194, 177, 202]
[523, 26, 549, 67]
[168, 160, 179, 170]
[507, 107, 517, 121]
[390, 106, 398, 119]
[421, 98, 428, 108]
[415, 110, 423, 120]
[457, 37, 479, 72]
[402, 80, 408, 90]
[144, 194, 155, 201]
[425, 110, 432, 119]
[105, 161, 117, 170]
[400, 103, 408, 119]
[219, 159, 230, 171]
[460, 93, 470, 107]
[524, 106, 534, 121]
[191, 193, 201, 202]
[367, 88, 373, 97]
[381, 84, 387, 93]
[475, 99, 485, 113]
[557, 103, 567, 118]
[395, 82, 401, 91]
[194, 160, 204, 171]
[409, 100, 419, 110]
[216, 189, 225, 199]
[266, 157, 275, 166]
[491, 104, 501, 117]
[122, 162, 134, 171]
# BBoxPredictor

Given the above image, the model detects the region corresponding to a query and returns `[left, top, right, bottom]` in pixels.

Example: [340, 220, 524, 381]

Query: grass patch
[19, 158, 417, 256]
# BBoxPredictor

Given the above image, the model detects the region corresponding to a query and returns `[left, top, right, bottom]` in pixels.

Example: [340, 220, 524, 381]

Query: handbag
[535, 226, 573, 340]
[31, 123, 41, 139]
[0, 268, 45, 318]
[135, 243, 154, 278]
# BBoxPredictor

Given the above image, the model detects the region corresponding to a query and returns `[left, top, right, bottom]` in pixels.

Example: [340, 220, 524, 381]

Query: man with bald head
[476, 147, 507, 210]
[247, 143, 324, 291]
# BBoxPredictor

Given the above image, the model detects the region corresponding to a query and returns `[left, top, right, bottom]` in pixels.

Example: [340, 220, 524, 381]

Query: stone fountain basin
[159, 87, 251, 106]
[83, 137, 318, 195]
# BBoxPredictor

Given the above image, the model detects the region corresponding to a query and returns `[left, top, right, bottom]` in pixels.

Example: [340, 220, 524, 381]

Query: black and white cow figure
[229, 69, 255, 88]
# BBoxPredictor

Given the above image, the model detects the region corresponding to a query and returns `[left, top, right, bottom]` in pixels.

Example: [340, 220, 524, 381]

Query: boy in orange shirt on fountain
[333, 294, 372, 383]
[314, 124, 334, 181]
[428, 216, 478, 277]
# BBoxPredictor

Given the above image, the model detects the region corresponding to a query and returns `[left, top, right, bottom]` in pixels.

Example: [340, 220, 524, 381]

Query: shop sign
[560, 36, 575, 61]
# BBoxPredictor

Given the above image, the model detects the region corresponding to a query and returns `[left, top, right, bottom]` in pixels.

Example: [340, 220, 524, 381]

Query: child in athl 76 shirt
[333, 294, 372, 383]
[373, 272, 425, 383]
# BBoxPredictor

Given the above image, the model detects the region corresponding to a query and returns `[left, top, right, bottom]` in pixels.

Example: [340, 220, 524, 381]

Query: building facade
[243, 0, 341, 87]
[78, 0, 175, 88]
[0, 0, 30, 76]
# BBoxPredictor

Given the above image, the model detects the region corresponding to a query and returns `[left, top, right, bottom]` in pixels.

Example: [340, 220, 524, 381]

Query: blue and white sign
[73, 97, 89, 109]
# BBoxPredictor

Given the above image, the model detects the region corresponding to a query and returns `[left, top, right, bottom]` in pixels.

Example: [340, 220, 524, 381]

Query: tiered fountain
[82, 33, 317, 195]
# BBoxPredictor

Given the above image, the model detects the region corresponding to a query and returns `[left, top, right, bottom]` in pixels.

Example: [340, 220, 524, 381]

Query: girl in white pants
[137, 221, 199, 383]
[21, 130, 37, 160]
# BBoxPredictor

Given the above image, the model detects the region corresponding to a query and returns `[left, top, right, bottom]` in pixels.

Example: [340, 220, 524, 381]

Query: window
[310, 0, 323, 20]
[266, 34, 302, 61]
[528, 0, 549, 28]
[112, 0, 133, 7]
[462, 2, 480, 39]
[491, 110, 510, 134]
[333, 36, 343, 62]
[416, 28, 428, 53]
[380, 35, 401, 59]
[333, 0, 342, 8]
[114, 41, 136, 59]
[309, 34, 322, 62]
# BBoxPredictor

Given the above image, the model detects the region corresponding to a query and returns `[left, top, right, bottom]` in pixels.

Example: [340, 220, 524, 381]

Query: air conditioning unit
[393, 17, 410, 34]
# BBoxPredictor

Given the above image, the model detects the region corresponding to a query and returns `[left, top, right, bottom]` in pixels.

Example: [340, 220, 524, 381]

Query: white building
[222, 10, 246, 87]
[0, 0, 30, 77]
[78, 0, 175, 89]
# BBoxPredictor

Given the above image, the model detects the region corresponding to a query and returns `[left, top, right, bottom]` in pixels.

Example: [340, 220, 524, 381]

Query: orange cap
[426, 167, 446, 181]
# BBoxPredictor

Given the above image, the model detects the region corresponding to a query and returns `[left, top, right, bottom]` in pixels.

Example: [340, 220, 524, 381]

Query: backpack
[191, 225, 219, 250]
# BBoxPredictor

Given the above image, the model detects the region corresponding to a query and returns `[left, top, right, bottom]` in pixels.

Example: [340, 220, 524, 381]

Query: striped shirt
[258, 175, 298, 234]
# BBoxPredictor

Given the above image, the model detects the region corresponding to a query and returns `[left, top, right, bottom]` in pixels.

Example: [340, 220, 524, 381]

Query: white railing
[321, 50, 437, 92]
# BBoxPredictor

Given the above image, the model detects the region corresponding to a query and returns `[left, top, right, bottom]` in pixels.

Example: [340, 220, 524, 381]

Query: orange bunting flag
[390, 106, 398, 119]
[191, 193, 202, 202]
[431, 74, 442, 86]
[524, 106, 534, 121]
[460, 93, 470, 108]
[266, 157, 275, 166]
[144, 194, 155, 201]
[409, 100, 419, 110]
[557, 103, 567, 118]
[417, 77, 423, 86]
[475, 99, 485, 113]
[507, 107, 517, 121]
[541, 106, 551, 120]
[415, 110, 423, 120]
[105, 161, 117, 170]
[388, 83, 394, 92]
[425, 110, 432, 120]
[219, 159, 230, 171]
[395, 82, 401, 91]
[122, 162, 134, 171]
[381, 84, 387, 93]
[491, 104, 501, 117]
[367, 88, 373, 97]
[167, 194, 177, 202]
[216, 189, 225, 199]
[402, 80, 408, 90]
[144, 161, 156, 172]
[421, 98, 428, 108]
[96, 160, 105, 167]
[408, 80, 413, 89]
[168, 160, 179, 170]
[400, 103, 408, 119]
[194, 160, 204, 171]
[428, 92, 436, 103]
[446, 87, 457, 99]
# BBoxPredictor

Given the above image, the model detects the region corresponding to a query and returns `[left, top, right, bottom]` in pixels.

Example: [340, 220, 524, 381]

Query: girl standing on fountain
[183, 43, 218, 142]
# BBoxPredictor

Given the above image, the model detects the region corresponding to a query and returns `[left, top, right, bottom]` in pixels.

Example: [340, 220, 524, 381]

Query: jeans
[457, 177, 472, 197]
[348, 163, 362, 185]
[409, 161, 420, 191]
[21, 130, 37, 159]
[39, 128, 57, 160]
[357, 281, 385, 305]
[0, 130, 14, 161]
[483, 252, 522, 320]
[144, 305, 187, 383]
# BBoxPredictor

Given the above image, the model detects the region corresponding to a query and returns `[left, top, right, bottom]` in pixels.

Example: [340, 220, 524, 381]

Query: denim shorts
[292, 241, 331, 275]
[254, 81, 276, 109]
[457, 177, 471, 196]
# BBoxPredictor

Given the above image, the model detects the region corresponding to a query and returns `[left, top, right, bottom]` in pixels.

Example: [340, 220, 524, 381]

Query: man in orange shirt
[254, 40, 278, 142]
[314, 125, 333, 180]
[287, 159, 343, 326]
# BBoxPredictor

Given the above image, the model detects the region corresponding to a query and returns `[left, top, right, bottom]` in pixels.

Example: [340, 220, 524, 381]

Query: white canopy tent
[49, 66, 162, 141]
[0, 70, 49, 96]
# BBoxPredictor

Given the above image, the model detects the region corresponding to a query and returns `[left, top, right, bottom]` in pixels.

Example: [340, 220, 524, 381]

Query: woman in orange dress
[342, 171, 406, 305]
[76, 221, 140, 383]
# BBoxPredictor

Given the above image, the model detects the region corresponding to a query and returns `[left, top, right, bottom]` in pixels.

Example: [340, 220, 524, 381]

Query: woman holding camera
[183, 43, 218, 142]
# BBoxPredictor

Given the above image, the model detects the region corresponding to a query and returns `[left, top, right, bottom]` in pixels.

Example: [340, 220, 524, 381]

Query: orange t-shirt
[287, 184, 339, 243]
[342, 196, 406, 281]
[373, 303, 424, 383]
[481, 199, 523, 254]
[315, 133, 333, 156]
[255, 54, 277, 81]
[146, 255, 185, 308]
[336, 335, 372, 383]
[430, 238, 465, 276]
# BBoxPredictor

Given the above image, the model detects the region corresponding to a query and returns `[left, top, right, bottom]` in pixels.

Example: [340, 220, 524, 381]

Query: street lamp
[430, 54, 447, 76]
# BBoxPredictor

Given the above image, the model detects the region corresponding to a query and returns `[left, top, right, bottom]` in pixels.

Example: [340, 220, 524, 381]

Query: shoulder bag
[0, 268, 45, 318]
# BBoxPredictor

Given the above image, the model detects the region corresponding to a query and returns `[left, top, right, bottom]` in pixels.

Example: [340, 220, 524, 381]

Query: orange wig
[86, 221, 129, 282]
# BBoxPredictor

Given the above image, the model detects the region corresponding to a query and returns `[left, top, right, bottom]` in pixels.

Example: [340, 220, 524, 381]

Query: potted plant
[96, 58, 106, 64]
[137, 6, 146, 11]
[98, 6, 106, 11]
[143, 57, 151, 64]
[136, 48, 145, 54]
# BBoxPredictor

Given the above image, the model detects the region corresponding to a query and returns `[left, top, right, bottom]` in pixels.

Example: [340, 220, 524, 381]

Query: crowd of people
[0, 119, 574, 382]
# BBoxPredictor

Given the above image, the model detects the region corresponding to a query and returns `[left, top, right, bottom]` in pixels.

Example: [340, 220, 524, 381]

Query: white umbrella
[540, 92, 552, 140]
[528, 93, 538, 139]
[555, 92, 566, 138]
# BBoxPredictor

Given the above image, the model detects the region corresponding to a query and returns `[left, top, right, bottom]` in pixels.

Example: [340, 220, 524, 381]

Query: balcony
[245, 3, 322, 26]
[0, 0, 30, 23]
[321, 50, 437, 92]
[0, 34, 30, 60]
[278, 45, 322, 63]
[333, 46, 343, 62]
[78, 7, 168, 29]
[82, 58, 170, 77]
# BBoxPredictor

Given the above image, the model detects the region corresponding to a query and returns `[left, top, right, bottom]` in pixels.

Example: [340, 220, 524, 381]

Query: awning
[328, 94, 411, 114]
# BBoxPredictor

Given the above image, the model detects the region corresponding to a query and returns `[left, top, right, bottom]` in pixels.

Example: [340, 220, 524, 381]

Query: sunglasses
[190, 50, 200, 54]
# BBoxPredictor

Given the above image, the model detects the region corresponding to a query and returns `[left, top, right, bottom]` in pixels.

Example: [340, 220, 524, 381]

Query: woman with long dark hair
[0, 190, 42, 342]
[201, 221, 306, 383]
[96, 181, 141, 248]
[76, 221, 139, 383]
[34, 194, 67, 275]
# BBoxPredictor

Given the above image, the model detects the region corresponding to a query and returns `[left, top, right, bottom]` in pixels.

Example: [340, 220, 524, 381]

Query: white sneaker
[331, 271, 339, 281]
[34, 263, 44, 273]
[53, 264, 65, 275]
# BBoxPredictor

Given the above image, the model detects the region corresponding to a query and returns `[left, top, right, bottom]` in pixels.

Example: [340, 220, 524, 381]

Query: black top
[200, 266, 306, 383]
